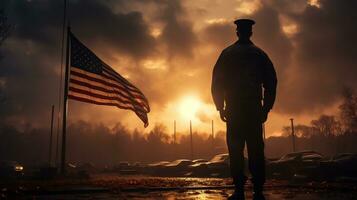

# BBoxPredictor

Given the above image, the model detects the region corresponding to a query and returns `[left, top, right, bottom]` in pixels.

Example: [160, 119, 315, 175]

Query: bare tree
[282, 124, 315, 138]
[311, 115, 342, 137]
[339, 87, 357, 133]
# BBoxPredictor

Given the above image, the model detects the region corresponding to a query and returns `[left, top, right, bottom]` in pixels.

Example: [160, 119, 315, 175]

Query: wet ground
[32, 189, 357, 200]
[2, 175, 357, 199]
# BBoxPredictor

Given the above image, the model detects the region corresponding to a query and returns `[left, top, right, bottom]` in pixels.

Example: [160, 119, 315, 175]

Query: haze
[1, 0, 356, 137]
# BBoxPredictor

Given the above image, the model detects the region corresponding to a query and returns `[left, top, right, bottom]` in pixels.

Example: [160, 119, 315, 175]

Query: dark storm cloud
[248, 3, 294, 113]
[253, 0, 357, 114]
[156, 0, 197, 59]
[6, 0, 157, 58]
[69, 0, 157, 59]
[2, 0, 357, 130]
[0, 0, 157, 127]
[203, 0, 357, 115]
[202, 21, 236, 48]
[0, 41, 58, 127]
[283, 0, 357, 113]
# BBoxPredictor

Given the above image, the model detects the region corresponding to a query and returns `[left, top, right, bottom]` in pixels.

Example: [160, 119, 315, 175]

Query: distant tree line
[0, 89, 356, 166]
[271, 87, 357, 157]
[282, 88, 357, 137]
[0, 120, 227, 166]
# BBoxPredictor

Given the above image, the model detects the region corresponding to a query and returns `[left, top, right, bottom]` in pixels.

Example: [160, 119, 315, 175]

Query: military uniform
[211, 28, 277, 191]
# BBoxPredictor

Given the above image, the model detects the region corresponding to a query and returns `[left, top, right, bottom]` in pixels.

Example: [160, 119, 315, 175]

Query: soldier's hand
[261, 111, 269, 123]
[219, 109, 227, 122]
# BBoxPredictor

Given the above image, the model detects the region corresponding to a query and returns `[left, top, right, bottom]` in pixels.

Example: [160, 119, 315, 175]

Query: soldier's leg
[227, 120, 247, 187]
[246, 123, 265, 190]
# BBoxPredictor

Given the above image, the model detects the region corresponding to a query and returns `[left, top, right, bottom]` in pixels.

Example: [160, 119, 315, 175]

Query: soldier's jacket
[211, 40, 277, 114]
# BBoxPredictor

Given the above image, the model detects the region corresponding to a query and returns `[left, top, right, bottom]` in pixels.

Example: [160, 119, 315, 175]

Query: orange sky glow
[3, 0, 352, 139]
[52, 0, 341, 138]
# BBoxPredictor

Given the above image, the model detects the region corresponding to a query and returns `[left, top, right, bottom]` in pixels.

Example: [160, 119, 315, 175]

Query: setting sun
[178, 95, 203, 121]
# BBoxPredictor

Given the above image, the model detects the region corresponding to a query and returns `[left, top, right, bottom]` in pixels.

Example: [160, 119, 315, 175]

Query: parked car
[147, 161, 170, 167]
[189, 154, 233, 177]
[192, 159, 208, 164]
[267, 150, 324, 178]
[145, 161, 170, 175]
[0, 160, 24, 178]
[325, 153, 357, 178]
[332, 153, 355, 161]
[159, 159, 193, 176]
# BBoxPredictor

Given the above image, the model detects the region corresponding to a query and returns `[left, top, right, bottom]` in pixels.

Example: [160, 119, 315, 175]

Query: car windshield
[280, 151, 321, 161]
[180, 161, 191, 165]
[210, 154, 228, 162]
[170, 160, 187, 165]
[150, 161, 168, 166]
[280, 154, 297, 160]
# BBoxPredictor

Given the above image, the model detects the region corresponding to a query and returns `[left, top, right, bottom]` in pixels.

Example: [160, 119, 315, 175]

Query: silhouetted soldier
[211, 19, 277, 200]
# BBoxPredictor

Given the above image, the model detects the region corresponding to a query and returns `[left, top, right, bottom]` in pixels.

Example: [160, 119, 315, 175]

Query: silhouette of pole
[190, 120, 193, 160]
[48, 105, 54, 166]
[56, 0, 68, 169]
[55, 117, 60, 167]
[211, 120, 214, 153]
[290, 118, 296, 152]
[60, 26, 70, 175]
[263, 123, 266, 140]
[174, 120, 176, 144]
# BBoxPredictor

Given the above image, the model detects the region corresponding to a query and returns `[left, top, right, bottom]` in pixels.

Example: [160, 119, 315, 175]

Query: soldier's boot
[252, 184, 265, 200]
[228, 185, 245, 200]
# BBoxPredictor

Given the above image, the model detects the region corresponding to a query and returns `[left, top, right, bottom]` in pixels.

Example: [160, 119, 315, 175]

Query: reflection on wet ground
[34, 189, 357, 200]
[3, 176, 357, 199]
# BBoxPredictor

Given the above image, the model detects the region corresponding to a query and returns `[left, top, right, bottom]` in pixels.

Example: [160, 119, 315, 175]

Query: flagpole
[49, 105, 55, 166]
[190, 120, 193, 160]
[56, 0, 68, 168]
[60, 26, 70, 175]
[174, 120, 176, 144]
[211, 120, 214, 155]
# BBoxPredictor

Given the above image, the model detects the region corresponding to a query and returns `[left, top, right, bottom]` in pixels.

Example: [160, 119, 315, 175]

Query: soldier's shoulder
[221, 43, 237, 54]
[251, 44, 269, 57]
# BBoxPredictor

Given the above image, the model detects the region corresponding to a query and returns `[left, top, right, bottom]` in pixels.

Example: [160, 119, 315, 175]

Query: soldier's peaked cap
[234, 19, 255, 29]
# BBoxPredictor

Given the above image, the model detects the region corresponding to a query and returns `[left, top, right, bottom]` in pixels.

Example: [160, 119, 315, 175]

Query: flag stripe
[101, 69, 149, 105]
[71, 67, 143, 96]
[102, 67, 138, 91]
[68, 92, 135, 111]
[69, 78, 131, 101]
[102, 70, 149, 107]
[69, 80, 146, 109]
[70, 70, 149, 111]
[101, 71, 147, 103]
[70, 68, 146, 101]
[70, 76, 135, 102]
[68, 32, 150, 127]
[68, 86, 147, 112]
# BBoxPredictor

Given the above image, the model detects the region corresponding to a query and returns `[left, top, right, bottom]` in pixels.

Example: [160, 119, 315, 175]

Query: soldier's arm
[262, 53, 277, 113]
[211, 52, 225, 111]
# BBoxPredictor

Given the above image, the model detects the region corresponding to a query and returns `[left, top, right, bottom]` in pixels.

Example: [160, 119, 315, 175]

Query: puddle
[31, 189, 357, 200]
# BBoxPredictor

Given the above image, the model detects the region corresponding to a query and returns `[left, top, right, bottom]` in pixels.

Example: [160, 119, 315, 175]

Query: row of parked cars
[109, 153, 232, 178]
[115, 151, 357, 180]
[268, 151, 357, 180]
[142, 154, 232, 177]
[1, 151, 357, 181]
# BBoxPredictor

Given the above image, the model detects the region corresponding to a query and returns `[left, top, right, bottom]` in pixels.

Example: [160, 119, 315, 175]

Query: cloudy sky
[1, 0, 356, 136]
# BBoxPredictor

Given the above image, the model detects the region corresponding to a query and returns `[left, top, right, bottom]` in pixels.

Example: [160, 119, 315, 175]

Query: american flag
[68, 32, 150, 127]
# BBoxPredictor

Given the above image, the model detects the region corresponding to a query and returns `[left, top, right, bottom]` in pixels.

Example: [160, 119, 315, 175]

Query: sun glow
[178, 95, 203, 121]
